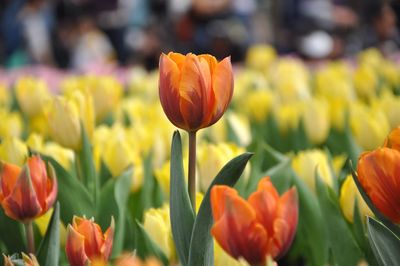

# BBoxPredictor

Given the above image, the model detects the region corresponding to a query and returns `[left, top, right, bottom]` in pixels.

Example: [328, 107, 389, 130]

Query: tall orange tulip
[357, 134, 400, 223]
[0, 156, 57, 222]
[66, 216, 114, 266]
[211, 177, 298, 265]
[159, 52, 233, 132]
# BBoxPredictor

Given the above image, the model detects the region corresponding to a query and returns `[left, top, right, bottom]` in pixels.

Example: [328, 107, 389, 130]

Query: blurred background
[1, 0, 400, 70]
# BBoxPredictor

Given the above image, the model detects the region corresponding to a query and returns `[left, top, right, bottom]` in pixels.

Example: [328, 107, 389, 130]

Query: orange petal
[210, 185, 239, 221]
[0, 162, 21, 201]
[74, 218, 104, 260]
[2, 165, 42, 221]
[211, 192, 268, 265]
[159, 53, 185, 129]
[210, 56, 233, 125]
[384, 127, 400, 151]
[178, 54, 208, 130]
[357, 148, 400, 223]
[101, 217, 115, 260]
[273, 188, 298, 259]
[44, 163, 58, 215]
[27, 156, 47, 212]
[66, 224, 90, 266]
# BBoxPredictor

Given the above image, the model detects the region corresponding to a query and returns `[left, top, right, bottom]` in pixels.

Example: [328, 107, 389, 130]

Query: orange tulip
[0, 156, 57, 222]
[211, 177, 298, 265]
[159, 52, 233, 132]
[384, 126, 400, 150]
[66, 216, 114, 266]
[357, 147, 400, 223]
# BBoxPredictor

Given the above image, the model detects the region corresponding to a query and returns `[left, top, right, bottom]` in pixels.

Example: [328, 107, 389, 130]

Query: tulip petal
[210, 56, 233, 125]
[273, 188, 298, 258]
[66, 224, 90, 266]
[357, 148, 400, 223]
[44, 163, 58, 214]
[178, 54, 208, 130]
[0, 162, 21, 202]
[75, 218, 104, 259]
[101, 217, 115, 260]
[385, 127, 400, 151]
[211, 193, 268, 264]
[27, 156, 47, 212]
[211, 185, 239, 221]
[159, 53, 185, 128]
[2, 165, 42, 221]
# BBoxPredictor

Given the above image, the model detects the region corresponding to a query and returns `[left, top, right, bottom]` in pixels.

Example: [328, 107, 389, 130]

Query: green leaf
[351, 168, 400, 236]
[97, 167, 132, 256]
[188, 152, 253, 266]
[42, 155, 94, 223]
[367, 216, 400, 266]
[291, 174, 328, 266]
[37, 202, 60, 266]
[76, 125, 98, 206]
[0, 209, 24, 253]
[133, 220, 169, 266]
[140, 154, 155, 212]
[170, 131, 195, 266]
[99, 160, 112, 187]
[316, 174, 363, 266]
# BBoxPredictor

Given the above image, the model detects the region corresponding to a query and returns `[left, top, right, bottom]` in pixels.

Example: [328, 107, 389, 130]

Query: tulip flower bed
[0, 46, 400, 266]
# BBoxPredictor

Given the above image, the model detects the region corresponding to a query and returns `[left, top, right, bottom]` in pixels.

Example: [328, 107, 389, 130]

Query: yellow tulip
[353, 64, 378, 101]
[0, 109, 23, 138]
[143, 205, 176, 261]
[270, 58, 310, 103]
[15, 76, 50, 117]
[214, 240, 250, 266]
[47, 96, 81, 150]
[302, 98, 330, 144]
[29, 113, 49, 137]
[374, 90, 400, 129]
[350, 102, 390, 150]
[241, 89, 275, 123]
[0, 137, 28, 166]
[226, 112, 252, 147]
[197, 142, 249, 192]
[102, 124, 143, 191]
[47, 91, 94, 150]
[245, 44, 277, 72]
[233, 70, 269, 103]
[339, 175, 373, 223]
[380, 61, 400, 87]
[0, 83, 11, 108]
[274, 103, 302, 134]
[291, 149, 334, 192]
[26, 133, 44, 151]
[358, 48, 383, 69]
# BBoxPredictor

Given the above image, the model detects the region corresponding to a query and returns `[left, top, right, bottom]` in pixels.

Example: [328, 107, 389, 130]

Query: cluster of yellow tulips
[0, 45, 399, 266]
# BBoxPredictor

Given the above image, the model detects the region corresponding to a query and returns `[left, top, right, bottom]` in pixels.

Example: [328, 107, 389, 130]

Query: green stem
[188, 131, 197, 212]
[25, 221, 35, 254]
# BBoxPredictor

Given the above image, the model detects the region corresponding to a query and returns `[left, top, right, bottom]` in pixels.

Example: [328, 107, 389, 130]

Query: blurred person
[356, 0, 400, 54]
[70, 9, 116, 71]
[19, 0, 55, 64]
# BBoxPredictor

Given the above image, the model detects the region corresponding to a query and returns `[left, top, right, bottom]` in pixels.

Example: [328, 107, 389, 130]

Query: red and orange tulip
[357, 127, 400, 223]
[66, 216, 114, 266]
[0, 155, 57, 222]
[159, 52, 233, 132]
[211, 177, 298, 265]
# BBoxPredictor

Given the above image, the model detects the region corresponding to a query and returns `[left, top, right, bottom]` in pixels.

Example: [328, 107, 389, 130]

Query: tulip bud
[0, 109, 23, 139]
[245, 45, 276, 72]
[0, 137, 28, 166]
[3, 253, 39, 266]
[0, 156, 57, 222]
[15, 77, 50, 117]
[47, 91, 94, 150]
[143, 205, 175, 261]
[197, 142, 249, 191]
[339, 175, 372, 223]
[302, 98, 330, 145]
[350, 103, 390, 151]
[374, 90, 400, 130]
[66, 216, 114, 266]
[291, 149, 334, 192]
[159, 52, 233, 132]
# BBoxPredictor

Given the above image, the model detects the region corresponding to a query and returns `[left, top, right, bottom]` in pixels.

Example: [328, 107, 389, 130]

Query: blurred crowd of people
[0, 0, 399, 70]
